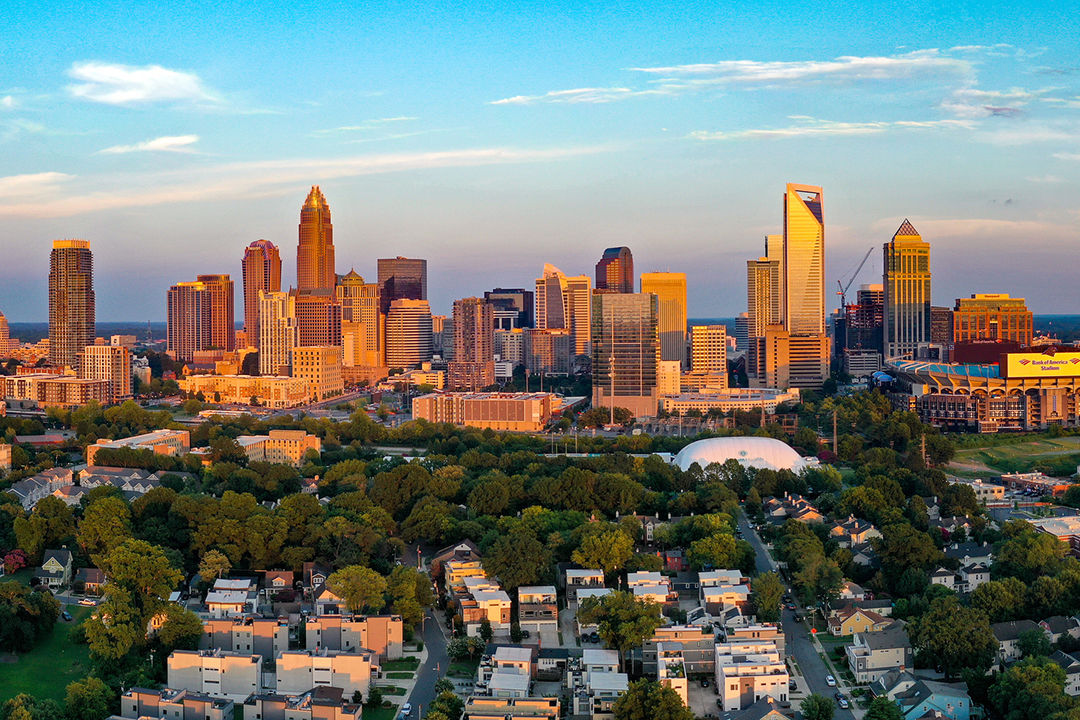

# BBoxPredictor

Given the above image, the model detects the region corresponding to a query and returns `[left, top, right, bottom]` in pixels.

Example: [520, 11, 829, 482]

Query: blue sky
[2, 1, 1079, 321]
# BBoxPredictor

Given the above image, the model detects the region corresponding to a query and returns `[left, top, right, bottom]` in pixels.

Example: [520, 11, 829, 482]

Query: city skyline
[3, 3, 1080, 320]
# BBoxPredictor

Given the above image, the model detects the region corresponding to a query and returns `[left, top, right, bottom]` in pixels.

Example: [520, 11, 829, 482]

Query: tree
[1018, 627, 1053, 659]
[801, 694, 835, 720]
[480, 619, 493, 643]
[909, 596, 997, 678]
[326, 565, 387, 613]
[155, 604, 204, 652]
[875, 523, 942, 587]
[483, 528, 551, 591]
[63, 676, 112, 720]
[971, 577, 1026, 623]
[686, 532, 737, 571]
[0, 581, 60, 653]
[995, 522, 1066, 583]
[77, 496, 132, 565]
[577, 591, 664, 670]
[571, 530, 634, 577]
[864, 697, 904, 720]
[750, 571, 785, 622]
[988, 656, 1074, 720]
[198, 550, 232, 581]
[612, 679, 694, 720]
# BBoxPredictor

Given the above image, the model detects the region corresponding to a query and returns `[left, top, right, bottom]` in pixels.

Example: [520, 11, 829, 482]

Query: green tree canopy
[577, 590, 664, 670]
[612, 679, 694, 720]
[909, 595, 996, 678]
[326, 565, 387, 614]
[800, 693, 836, 720]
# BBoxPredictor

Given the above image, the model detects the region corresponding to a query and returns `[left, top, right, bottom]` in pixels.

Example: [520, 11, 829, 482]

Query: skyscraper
[0, 309, 12, 357]
[640, 272, 687, 367]
[746, 256, 782, 338]
[77, 345, 132, 403]
[258, 290, 297, 375]
[292, 291, 342, 348]
[595, 247, 634, 293]
[337, 271, 385, 368]
[534, 264, 591, 357]
[783, 184, 825, 335]
[297, 187, 335, 293]
[242, 239, 281, 345]
[49, 239, 95, 367]
[449, 297, 495, 389]
[591, 292, 659, 418]
[883, 220, 931, 359]
[690, 325, 728, 375]
[484, 288, 535, 329]
[385, 299, 433, 369]
[166, 274, 234, 362]
[378, 257, 427, 313]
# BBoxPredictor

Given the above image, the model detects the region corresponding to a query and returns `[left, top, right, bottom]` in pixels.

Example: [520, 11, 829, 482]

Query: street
[406, 608, 450, 718]
[737, 513, 856, 720]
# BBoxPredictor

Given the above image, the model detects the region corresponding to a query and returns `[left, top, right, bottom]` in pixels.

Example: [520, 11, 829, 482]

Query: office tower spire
[783, 184, 825, 335]
[49, 239, 95, 367]
[242, 239, 281, 344]
[883, 219, 931, 359]
[595, 246, 634, 293]
[297, 186, 335, 293]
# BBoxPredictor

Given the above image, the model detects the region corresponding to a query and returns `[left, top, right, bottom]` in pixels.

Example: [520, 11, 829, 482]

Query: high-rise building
[783, 184, 825, 336]
[953, 293, 1033, 346]
[746, 256, 782, 338]
[535, 264, 592, 357]
[931, 306, 954, 345]
[595, 247, 634, 294]
[750, 326, 830, 390]
[77, 344, 132, 404]
[734, 313, 750, 353]
[378, 257, 427, 313]
[241, 240, 281, 345]
[166, 274, 234, 362]
[883, 220, 931, 359]
[0, 309, 12, 357]
[591, 292, 659, 417]
[640, 272, 687, 367]
[292, 291, 342, 348]
[385, 299, 433, 369]
[49, 239, 95, 367]
[524, 328, 573, 376]
[690, 325, 728, 375]
[449, 297, 495, 390]
[484, 288, 535, 329]
[291, 345, 343, 401]
[297, 187, 335, 293]
[258, 291, 297, 376]
[337, 271, 385, 368]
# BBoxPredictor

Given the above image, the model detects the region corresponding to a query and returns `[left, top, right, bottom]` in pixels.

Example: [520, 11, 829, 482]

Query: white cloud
[0, 95, 14, 109]
[98, 134, 200, 154]
[689, 116, 970, 141]
[67, 61, 215, 105]
[975, 124, 1080, 145]
[490, 87, 665, 105]
[1027, 174, 1064, 183]
[0, 145, 606, 218]
[1055, 152, 1080, 160]
[872, 216, 1071, 239]
[0, 171, 74, 199]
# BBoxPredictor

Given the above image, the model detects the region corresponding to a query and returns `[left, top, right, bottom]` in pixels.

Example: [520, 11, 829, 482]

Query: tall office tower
[883, 219, 931, 359]
[640, 272, 688, 367]
[296, 186, 335, 293]
[0, 309, 11, 356]
[534, 264, 592, 357]
[690, 325, 728, 374]
[166, 275, 235, 362]
[449, 297, 495, 389]
[258, 291, 297, 375]
[77, 345, 132, 403]
[746, 256, 782, 338]
[783, 184, 825, 335]
[734, 313, 750, 352]
[292, 292, 342, 348]
[336, 271, 384, 368]
[595, 247, 635, 293]
[484, 288, 535, 328]
[591, 292, 660, 418]
[377, 257, 427, 314]
[49, 239, 95, 367]
[385, 299, 433, 368]
[241, 239, 281, 345]
[953, 293, 1033, 346]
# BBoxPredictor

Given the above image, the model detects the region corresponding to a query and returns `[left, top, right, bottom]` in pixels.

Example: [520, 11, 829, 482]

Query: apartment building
[112, 687, 234, 720]
[626, 572, 674, 605]
[568, 649, 628, 720]
[276, 648, 378, 699]
[714, 641, 789, 712]
[201, 617, 289, 658]
[304, 615, 404, 660]
[241, 687, 362, 720]
[166, 649, 263, 702]
[656, 643, 689, 707]
[517, 586, 558, 632]
[644, 625, 716, 676]
[463, 696, 560, 720]
[235, 429, 322, 467]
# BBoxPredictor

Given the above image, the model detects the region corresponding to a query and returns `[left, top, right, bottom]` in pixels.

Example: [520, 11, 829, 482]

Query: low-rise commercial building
[276, 648, 377, 699]
[1030, 516, 1080, 556]
[412, 392, 555, 432]
[166, 649, 263, 702]
[304, 615, 403, 660]
[658, 388, 800, 416]
[235, 429, 321, 466]
[178, 374, 310, 409]
[86, 429, 190, 465]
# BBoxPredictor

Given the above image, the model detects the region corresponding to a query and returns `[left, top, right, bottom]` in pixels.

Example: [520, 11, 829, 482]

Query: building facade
[640, 272, 687, 368]
[241, 239, 281, 346]
[953, 293, 1033, 346]
[883, 219, 931, 360]
[591, 292, 660, 417]
[167, 275, 235, 362]
[77, 344, 132, 403]
[595, 246, 634, 294]
[337, 271, 385, 369]
[690, 325, 728, 375]
[49, 239, 95, 367]
[524, 328, 573, 376]
[412, 392, 555, 432]
[377, 257, 427, 313]
[297, 186, 335, 293]
[258, 291, 297, 376]
[535, 265, 592, 358]
[385, 299, 433, 368]
[291, 346, 343, 401]
[449, 297, 495, 389]
[485, 288, 535, 329]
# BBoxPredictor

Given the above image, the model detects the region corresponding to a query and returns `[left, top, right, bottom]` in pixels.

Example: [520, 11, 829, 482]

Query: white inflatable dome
[673, 436, 812, 472]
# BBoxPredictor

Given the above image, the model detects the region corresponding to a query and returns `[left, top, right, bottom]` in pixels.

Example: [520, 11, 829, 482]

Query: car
[78, 597, 96, 606]
[399, 703, 412, 718]
[789, 680, 797, 690]
[61, 611, 73, 622]
[521, 629, 531, 638]
[700, 678, 710, 687]
[716, 699, 724, 708]
[834, 691, 843, 700]
[825, 675, 836, 687]
[838, 697, 849, 709]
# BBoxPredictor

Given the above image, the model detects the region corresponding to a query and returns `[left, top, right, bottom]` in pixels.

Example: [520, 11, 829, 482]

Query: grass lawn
[363, 705, 399, 720]
[448, 659, 480, 678]
[385, 671, 414, 679]
[381, 656, 421, 671]
[0, 605, 92, 703]
[374, 685, 407, 696]
[951, 436, 1080, 475]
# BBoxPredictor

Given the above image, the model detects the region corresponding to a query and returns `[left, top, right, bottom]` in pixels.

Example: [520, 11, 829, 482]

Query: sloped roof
[893, 218, 920, 238]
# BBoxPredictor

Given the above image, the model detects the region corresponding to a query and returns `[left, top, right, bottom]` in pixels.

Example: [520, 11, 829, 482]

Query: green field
[0, 605, 93, 703]
[950, 436, 1080, 477]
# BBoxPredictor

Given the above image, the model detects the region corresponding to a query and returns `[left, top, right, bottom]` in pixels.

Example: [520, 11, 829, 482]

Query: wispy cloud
[941, 86, 1050, 119]
[872, 216, 1073, 240]
[490, 87, 666, 105]
[0, 171, 74, 199]
[689, 116, 970, 141]
[67, 61, 216, 105]
[0, 146, 606, 218]
[0, 95, 15, 109]
[1054, 151, 1080, 160]
[975, 124, 1080, 145]
[1027, 174, 1064, 183]
[98, 134, 200, 154]
[317, 117, 420, 134]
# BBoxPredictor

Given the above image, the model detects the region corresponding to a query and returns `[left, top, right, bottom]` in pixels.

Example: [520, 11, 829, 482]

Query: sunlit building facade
[595, 246, 634, 294]
[449, 297, 495, 390]
[77, 344, 132, 404]
[378, 257, 427, 313]
[337, 271, 385, 369]
[49, 239, 95, 367]
[296, 187, 335, 293]
[640, 272, 687, 368]
[591, 292, 660, 417]
[883, 219, 931, 359]
[385, 299, 433, 369]
[258, 291, 297, 376]
[241, 239, 281, 346]
[783, 184, 825, 335]
[167, 275, 235, 362]
[953, 293, 1033, 346]
[534, 264, 591, 357]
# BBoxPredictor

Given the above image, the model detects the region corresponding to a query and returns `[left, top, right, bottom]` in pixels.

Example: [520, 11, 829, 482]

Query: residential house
[565, 568, 604, 604]
[518, 586, 557, 632]
[444, 558, 487, 595]
[241, 687, 362, 720]
[846, 623, 913, 683]
[763, 493, 822, 524]
[75, 567, 106, 595]
[838, 581, 867, 600]
[7, 467, 73, 509]
[644, 625, 716, 676]
[713, 640, 789, 711]
[627, 572, 675, 605]
[478, 645, 536, 684]
[35, 548, 72, 588]
[851, 542, 880, 568]
[111, 687, 234, 720]
[313, 583, 345, 615]
[276, 648, 378, 699]
[263, 570, 294, 599]
[201, 617, 289, 658]
[1041, 616, 1080, 644]
[166, 649, 263, 702]
[829, 608, 892, 637]
[304, 615, 404, 660]
[568, 649, 628, 719]
[701, 583, 751, 615]
[943, 541, 994, 567]
[892, 679, 972, 720]
[726, 624, 786, 657]
[463, 696, 560, 720]
[828, 598, 894, 618]
[1050, 650, 1080, 696]
[576, 588, 613, 636]
[205, 578, 258, 618]
[929, 563, 989, 594]
[456, 576, 512, 637]
[50, 485, 87, 506]
[431, 539, 481, 579]
[302, 562, 331, 591]
[829, 516, 882, 548]
[992, 620, 1047, 663]
[536, 647, 570, 681]
[80, 466, 160, 496]
[726, 697, 788, 720]
[656, 643, 689, 706]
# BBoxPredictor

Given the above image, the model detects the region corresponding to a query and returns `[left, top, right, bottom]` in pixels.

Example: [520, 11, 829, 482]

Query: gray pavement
[404, 609, 450, 719]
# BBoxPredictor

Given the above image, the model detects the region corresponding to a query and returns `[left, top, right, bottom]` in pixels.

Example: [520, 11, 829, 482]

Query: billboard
[1001, 352, 1080, 379]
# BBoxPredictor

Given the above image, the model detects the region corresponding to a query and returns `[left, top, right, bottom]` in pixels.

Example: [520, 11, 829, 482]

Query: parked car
[61, 611, 73, 622]
[825, 675, 836, 687]
[399, 703, 412, 718]
[700, 678, 710, 688]
[78, 598, 96, 606]
[838, 696, 849, 709]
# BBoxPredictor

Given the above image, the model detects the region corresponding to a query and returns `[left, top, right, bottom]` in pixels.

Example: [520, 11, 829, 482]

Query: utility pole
[833, 410, 838, 452]
[609, 354, 615, 427]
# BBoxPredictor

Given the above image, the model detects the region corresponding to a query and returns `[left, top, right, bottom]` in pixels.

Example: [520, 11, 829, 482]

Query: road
[737, 513, 856, 720]
[406, 608, 450, 718]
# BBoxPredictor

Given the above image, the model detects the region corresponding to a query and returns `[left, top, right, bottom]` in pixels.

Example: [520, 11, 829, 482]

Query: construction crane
[836, 246, 875, 313]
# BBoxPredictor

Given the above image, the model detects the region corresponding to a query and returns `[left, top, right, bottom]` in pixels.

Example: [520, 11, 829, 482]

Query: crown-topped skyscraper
[297, 186, 335, 293]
